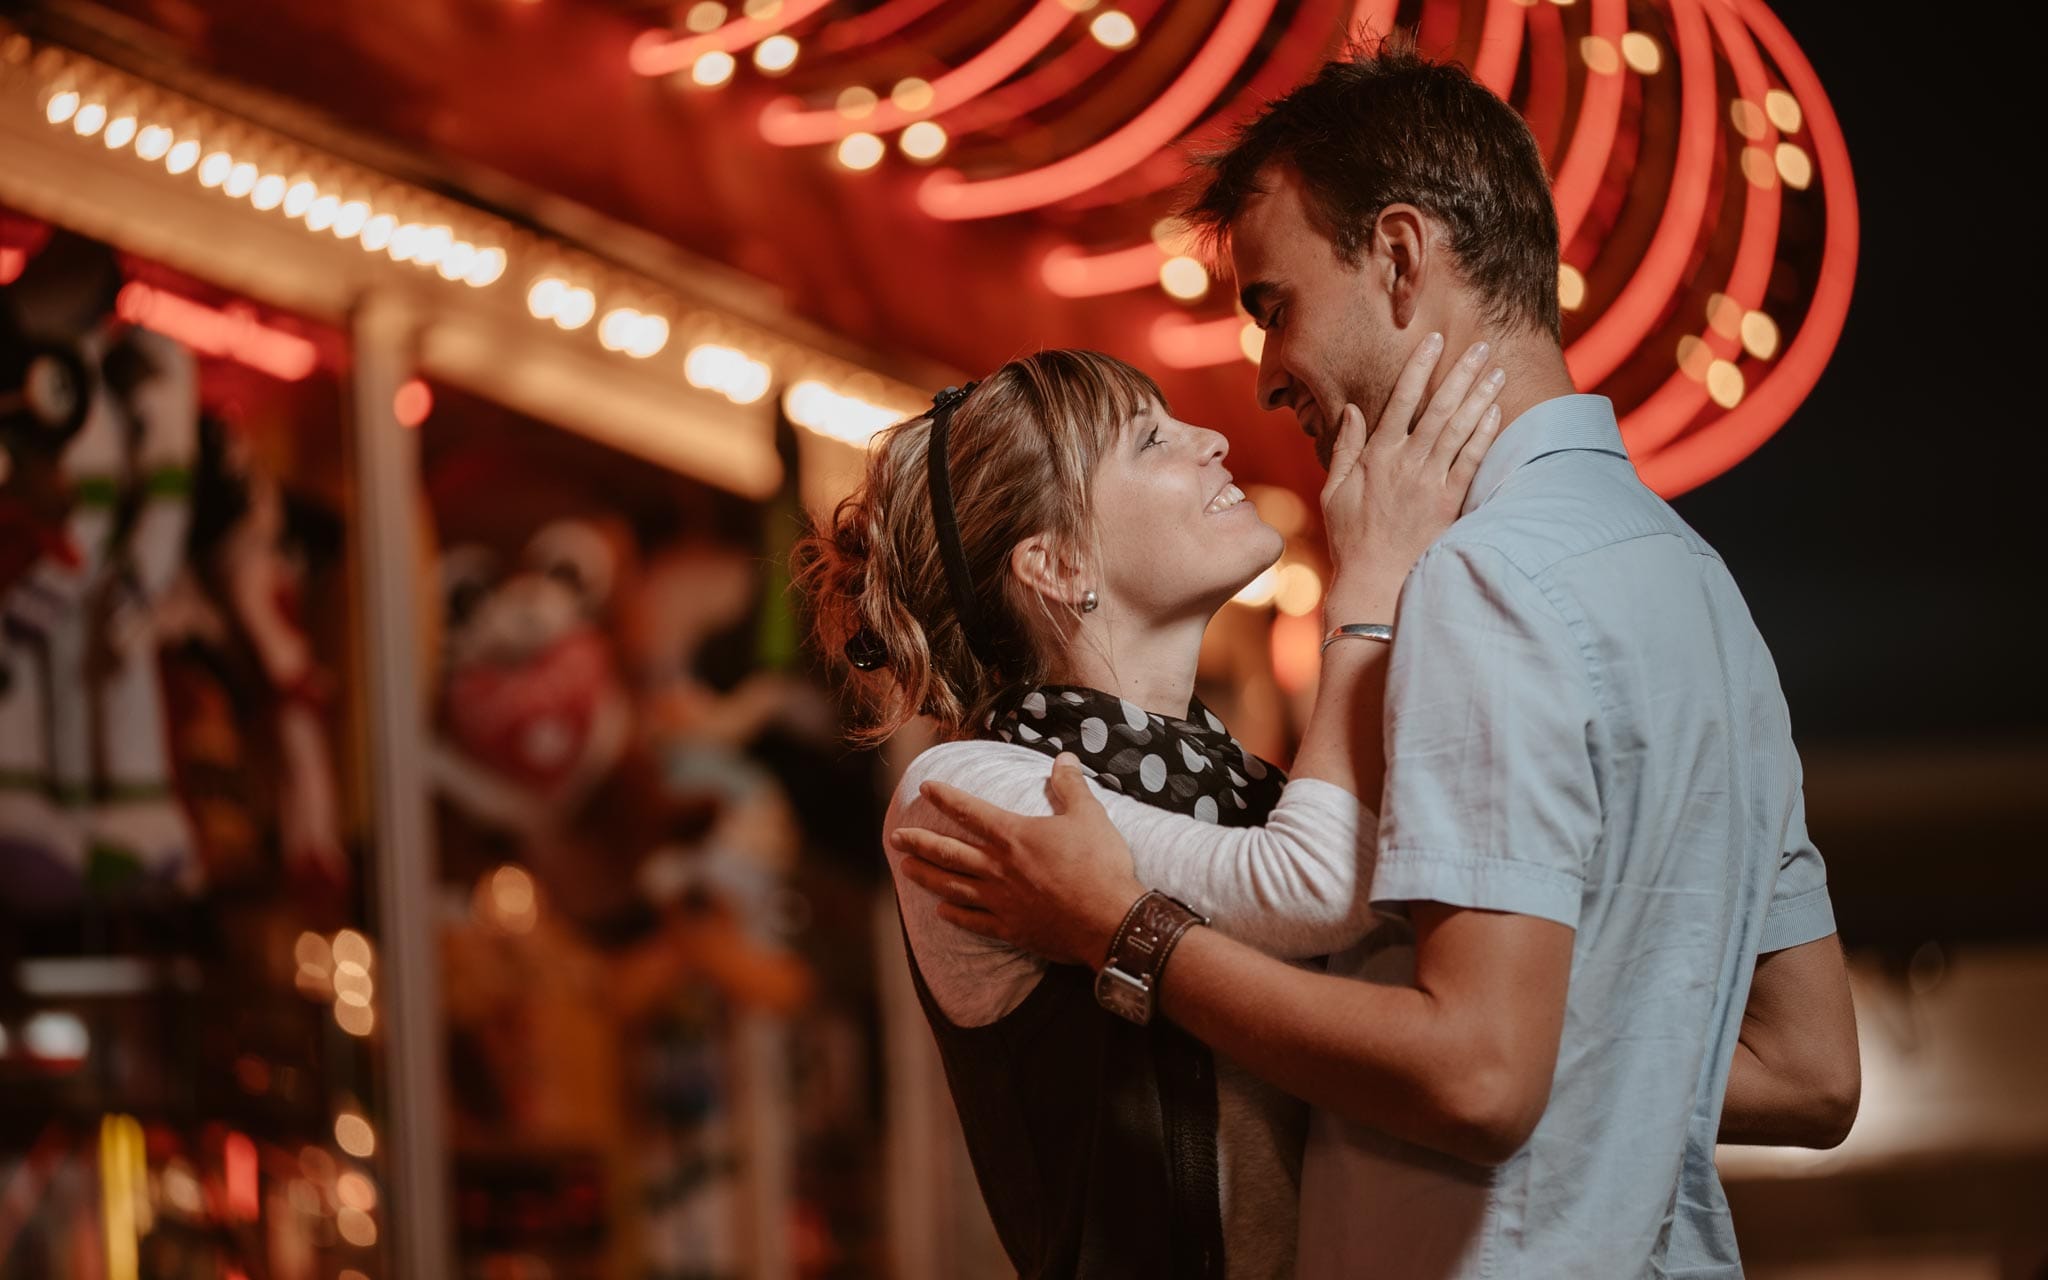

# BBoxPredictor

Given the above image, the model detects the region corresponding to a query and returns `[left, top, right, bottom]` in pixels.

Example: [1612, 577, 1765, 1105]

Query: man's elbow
[1805, 1061, 1861, 1149]
[1434, 1065, 1551, 1167]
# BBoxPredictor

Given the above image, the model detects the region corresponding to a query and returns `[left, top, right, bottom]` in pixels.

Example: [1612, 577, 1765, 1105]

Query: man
[894, 46, 1860, 1278]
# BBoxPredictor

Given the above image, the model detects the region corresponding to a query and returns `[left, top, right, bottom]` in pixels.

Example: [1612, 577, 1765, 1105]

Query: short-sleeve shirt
[1295, 394, 1835, 1280]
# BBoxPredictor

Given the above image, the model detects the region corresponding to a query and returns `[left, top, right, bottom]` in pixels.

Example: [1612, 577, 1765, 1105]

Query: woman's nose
[1198, 427, 1230, 462]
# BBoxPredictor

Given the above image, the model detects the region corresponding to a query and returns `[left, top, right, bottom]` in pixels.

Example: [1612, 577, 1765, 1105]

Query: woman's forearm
[1285, 577, 1403, 811]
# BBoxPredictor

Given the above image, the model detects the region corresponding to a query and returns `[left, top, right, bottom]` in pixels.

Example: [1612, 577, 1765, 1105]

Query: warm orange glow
[1579, 36, 1619, 75]
[1729, 98, 1767, 140]
[1239, 322, 1264, 364]
[197, 150, 232, 188]
[393, 378, 433, 428]
[1706, 292, 1743, 339]
[919, 0, 1276, 219]
[1563, 0, 1715, 391]
[304, 195, 341, 232]
[337, 1172, 378, 1212]
[754, 34, 799, 73]
[1270, 610, 1322, 695]
[1159, 255, 1209, 301]
[1042, 242, 1167, 298]
[1740, 310, 1779, 360]
[1620, 32, 1661, 74]
[837, 132, 885, 170]
[224, 1130, 259, 1221]
[1739, 146, 1777, 189]
[900, 120, 948, 161]
[114, 283, 318, 382]
[1274, 563, 1323, 617]
[335, 1001, 374, 1037]
[102, 115, 137, 149]
[361, 214, 397, 252]
[1151, 314, 1255, 369]
[1676, 335, 1712, 383]
[134, 124, 174, 161]
[692, 50, 737, 87]
[762, 0, 1077, 147]
[685, 344, 774, 404]
[685, 1, 728, 33]
[72, 101, 106, 137]
[337, 1207, 378, 1248]
[891, 77, 936, 112]
[1636, 0, 1857, 498]
[332, 929, 373, 971]
[165, 139, 200, 174]
[834, 86, 878, 120]
[1765, 88, 1803, 134]
[44, 89, 79, 125]
[250, 174, 286, 211]
[223, 161, 257, 199]
[630, 0, 832, 76]
[1705, 359, 1744, 409]
[1550, 0, 1627, 247]
[1774, 141, 1812, 189]
[1558, 263, 1587, 311]
[1090, 10, 1138, 48]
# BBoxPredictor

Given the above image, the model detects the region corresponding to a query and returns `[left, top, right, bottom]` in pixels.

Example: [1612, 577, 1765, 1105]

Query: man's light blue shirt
[1296, 394, 1834, 1279]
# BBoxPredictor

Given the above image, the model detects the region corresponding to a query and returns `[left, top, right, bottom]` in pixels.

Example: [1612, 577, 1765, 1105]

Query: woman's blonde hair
[792, 349, 1163, 745]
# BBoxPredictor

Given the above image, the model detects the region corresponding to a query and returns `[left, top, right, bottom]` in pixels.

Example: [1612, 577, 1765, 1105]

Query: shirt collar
[1462, 394, 1629, 516]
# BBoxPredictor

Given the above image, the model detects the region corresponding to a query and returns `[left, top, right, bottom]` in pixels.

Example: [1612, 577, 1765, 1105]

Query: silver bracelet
[1321, 622, 1395, 653]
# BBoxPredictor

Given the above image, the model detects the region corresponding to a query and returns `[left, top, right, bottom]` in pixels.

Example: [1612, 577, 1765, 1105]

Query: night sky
[1666, 1, 2045, 947]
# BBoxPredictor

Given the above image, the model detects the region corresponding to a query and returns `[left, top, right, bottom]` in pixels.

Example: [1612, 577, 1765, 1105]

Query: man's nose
[1256, 350, 1290, 412]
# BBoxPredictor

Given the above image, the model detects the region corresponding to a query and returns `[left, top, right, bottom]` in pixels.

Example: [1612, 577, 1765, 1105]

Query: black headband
[841, 382, 996, 674]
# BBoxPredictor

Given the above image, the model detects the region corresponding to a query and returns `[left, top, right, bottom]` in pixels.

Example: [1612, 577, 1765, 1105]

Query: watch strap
[1094, 890, 1208, 1025]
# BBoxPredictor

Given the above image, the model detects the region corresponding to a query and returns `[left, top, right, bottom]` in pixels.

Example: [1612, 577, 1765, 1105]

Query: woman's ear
[1009, 534, 1089, 612]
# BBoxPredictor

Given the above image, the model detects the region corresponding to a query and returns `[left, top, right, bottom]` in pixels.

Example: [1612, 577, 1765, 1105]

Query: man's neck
[1429, 322, 1577, 429]
[1051, 610, 1212, 722]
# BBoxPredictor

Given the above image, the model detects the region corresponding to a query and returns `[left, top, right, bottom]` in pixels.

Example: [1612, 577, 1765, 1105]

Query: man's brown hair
[1186, 39, 1562, 341]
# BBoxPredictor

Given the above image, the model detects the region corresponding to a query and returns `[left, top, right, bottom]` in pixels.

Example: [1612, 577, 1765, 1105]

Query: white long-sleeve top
[884, 738, 1378, 1280]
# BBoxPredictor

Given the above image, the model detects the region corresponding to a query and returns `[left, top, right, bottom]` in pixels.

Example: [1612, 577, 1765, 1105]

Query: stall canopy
[7, 0, 1854, 501]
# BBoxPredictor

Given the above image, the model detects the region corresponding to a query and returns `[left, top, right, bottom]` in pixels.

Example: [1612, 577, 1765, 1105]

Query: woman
[793, 337, 1503, 1278]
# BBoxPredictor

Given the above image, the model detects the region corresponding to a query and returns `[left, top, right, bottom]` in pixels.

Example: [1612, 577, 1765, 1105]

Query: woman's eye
[1141, 427, 1164, 451]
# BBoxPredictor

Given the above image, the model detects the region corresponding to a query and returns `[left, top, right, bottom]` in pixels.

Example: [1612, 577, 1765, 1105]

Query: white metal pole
[350, 292, 454, 1279]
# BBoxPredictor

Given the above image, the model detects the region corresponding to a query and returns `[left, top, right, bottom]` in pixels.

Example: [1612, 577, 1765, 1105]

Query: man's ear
[1009, 534, 1089, 612]
[1373, 203, 1431, 331]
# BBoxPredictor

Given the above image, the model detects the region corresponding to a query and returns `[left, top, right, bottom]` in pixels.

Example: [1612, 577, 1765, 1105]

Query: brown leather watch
[1094, 890, 1209, 1026]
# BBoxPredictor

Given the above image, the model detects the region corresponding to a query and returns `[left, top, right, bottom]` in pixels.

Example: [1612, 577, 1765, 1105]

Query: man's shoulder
[1441, 451, 1712, 581]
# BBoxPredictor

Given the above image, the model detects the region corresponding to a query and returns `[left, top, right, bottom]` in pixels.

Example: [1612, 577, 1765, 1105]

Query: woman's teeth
[1205, 483, 1246, 515]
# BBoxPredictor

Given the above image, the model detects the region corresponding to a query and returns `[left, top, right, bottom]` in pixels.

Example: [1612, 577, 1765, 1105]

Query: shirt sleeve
[890, 741, 1378, 989]
[1372, 542, 1601, 929]
[1760, 777, 1836, 953]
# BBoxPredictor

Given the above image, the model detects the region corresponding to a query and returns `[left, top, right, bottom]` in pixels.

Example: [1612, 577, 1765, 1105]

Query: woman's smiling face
[1085, 401, 1284, 623]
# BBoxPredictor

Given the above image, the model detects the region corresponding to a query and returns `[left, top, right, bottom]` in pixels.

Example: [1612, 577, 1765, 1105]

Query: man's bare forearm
[1156, 904, 1574, 1166]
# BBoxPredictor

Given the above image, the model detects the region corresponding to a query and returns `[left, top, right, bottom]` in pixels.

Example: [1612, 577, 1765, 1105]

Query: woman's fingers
[1411, 341, 1492, 453]
[1449, 403, 1506, 490]
[1425, 362, 1506, 473]
[1321, 403, 1371, 499]
[1371, 331, 1446, 445]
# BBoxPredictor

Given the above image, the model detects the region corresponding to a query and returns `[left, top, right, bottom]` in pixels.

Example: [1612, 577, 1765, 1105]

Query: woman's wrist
[1323, 576, 1403, 628]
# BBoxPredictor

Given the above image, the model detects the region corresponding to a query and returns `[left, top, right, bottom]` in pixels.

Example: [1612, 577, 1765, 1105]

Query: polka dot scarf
[982, 685, 1287, 828]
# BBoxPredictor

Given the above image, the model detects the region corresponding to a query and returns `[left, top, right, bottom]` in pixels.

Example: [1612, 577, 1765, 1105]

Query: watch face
[1094, 967, 1152, 1025]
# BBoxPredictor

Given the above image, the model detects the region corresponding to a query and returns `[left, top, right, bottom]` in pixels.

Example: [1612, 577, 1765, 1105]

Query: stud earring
[1080, 590, 1099, 614]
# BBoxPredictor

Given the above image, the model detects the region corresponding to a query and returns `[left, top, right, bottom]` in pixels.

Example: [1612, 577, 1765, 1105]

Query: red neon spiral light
[633, 0, 1854, 497]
